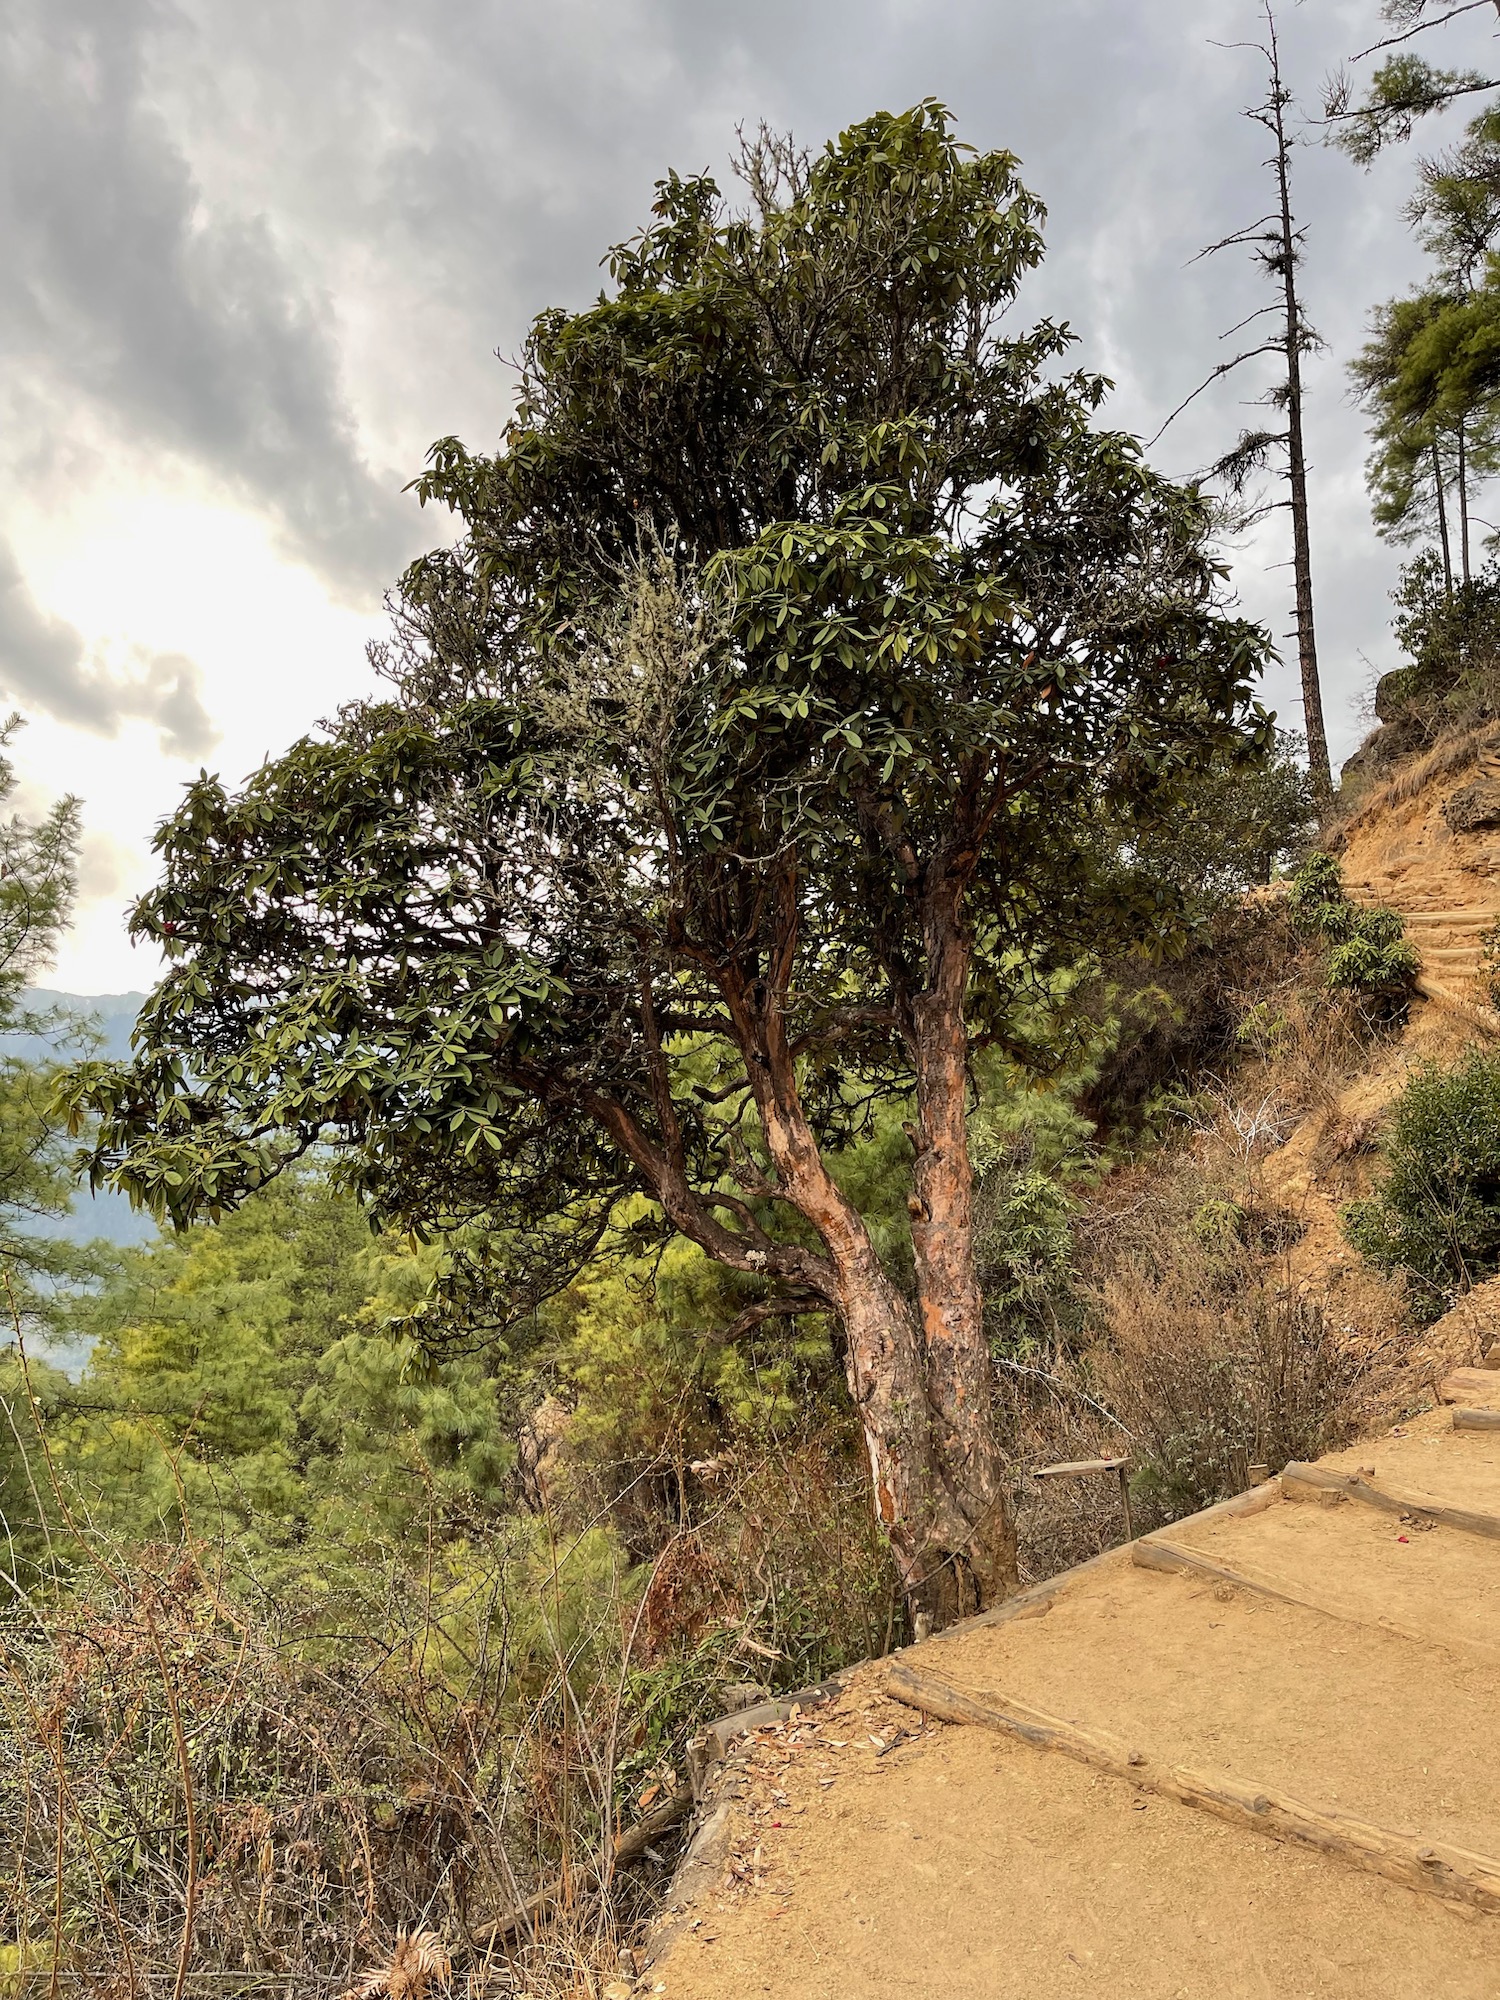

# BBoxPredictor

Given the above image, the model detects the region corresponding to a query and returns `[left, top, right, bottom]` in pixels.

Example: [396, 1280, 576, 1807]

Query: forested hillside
[16, 991, 152, 1255]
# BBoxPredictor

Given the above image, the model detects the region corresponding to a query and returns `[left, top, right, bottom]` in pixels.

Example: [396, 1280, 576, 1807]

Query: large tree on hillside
[62, 106, 1270, 1625]
[1348, 109, 1500, 584]
[1351, 285, 1500, 584]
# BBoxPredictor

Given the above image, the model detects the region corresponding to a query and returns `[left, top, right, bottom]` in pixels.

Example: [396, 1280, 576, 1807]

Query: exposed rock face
[1442, 779, 1500, 834]
[1425, 1273, 1500, 1363]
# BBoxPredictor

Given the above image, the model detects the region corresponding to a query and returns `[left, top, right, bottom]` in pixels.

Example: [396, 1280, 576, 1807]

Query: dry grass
[0, 1539, 646, 1998]
[999, 983, 1412, 1579]
[0, 1382, 896, 1999]
[1089, 1250, 1378, 1525]
[347, 1928, 451, 1999]
[994, 1239, 1393, 1583]
[1334, 719, 1500, 841]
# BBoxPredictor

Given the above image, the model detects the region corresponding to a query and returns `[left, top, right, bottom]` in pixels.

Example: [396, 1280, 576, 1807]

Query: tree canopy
[0, 719, 101, 1329]
[1326, 4, 1500, 163]
[62, 104, 1273, 1619]
[1352, 283, 1500, 571]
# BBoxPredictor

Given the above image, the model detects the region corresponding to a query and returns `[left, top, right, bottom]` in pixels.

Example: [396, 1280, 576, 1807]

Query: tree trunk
[761, 1099, 1000, 1626]
[828, 1241, 1000, 1626]
[1434, 440, 1454, 597]
[1267, 34, 1332, 812]
[1459, 420, 1471, 586]
[735, 953, 1014, 1630]
[904, 892, 1018, 1623]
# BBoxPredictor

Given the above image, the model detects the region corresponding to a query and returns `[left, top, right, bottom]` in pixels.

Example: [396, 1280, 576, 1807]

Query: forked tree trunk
[807, 1227, 1015, 1627]
[737, 960, 1016, 1629]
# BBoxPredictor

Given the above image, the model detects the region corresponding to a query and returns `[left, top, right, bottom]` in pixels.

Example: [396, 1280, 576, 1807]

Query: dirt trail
[1340, 729, 1500, 1019]
[648, 1387, 1500, 1998]
[636, 745, 1500, 1998]
[1250, 736, 1500, 1301]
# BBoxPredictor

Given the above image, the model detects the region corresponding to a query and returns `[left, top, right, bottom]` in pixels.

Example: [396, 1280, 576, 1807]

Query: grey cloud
[6, 0, 1492, 764]
[0, 0, 417, 599]
[0, 542, 218, 758]
[164, 0, 1426, 760]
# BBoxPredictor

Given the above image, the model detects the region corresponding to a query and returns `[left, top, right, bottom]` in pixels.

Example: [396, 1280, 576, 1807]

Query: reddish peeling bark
[755, 1105, 981, 1624]
[905, 891, 1018, 1621]
[582, 850, 1016, 1632]
[722, 916, 1014, 1628]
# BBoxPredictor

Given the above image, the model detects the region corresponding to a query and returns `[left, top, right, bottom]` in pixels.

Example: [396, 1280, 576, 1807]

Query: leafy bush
[974, 1153, 1079, 1356]
[1380, 551, 1500, 742]
[1286, 848, 1343, 921]
[1326, 906, 1421, 992]
[1190, 1198, 1247, 1244]
[1345, 1049, 1500, 1307]
[1288, 851, 1419, 1001]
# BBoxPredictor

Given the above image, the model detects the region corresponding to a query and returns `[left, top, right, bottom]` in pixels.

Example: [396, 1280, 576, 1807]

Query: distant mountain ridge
[21, 989, 147, 1064]
[19, 988, 156, 1247]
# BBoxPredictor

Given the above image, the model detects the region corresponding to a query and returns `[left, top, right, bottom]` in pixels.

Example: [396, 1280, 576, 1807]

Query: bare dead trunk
[1266, 28, 1331, 812]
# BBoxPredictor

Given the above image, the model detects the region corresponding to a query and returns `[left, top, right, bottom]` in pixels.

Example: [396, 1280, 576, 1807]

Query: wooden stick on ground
[1132, 1537, 1500, 1667]
[470, 1789, 695, 1949]
[1281, 1462, 1500, 1540]
[884, 1662, 1500, 1915]
[921, 1476, 1283, 1653]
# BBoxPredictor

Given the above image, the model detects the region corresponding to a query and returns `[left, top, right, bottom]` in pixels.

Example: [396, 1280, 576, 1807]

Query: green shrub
[1381, 551, 1500, 741]
[975, 1154, 1079, 1354]
[1344, 1049, 1500, 1307]
[1326, 907, 1421, 992]
[1288, 852, 1418, 1001]
[1190, 1198, 1247, 1244]
[1287, 849, 1344, 926]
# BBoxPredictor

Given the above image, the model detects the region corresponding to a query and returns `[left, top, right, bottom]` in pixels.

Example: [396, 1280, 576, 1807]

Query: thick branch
[694, 1293, 827, 1345]
[579, 1086, 834, 1295]
[1353, 2, 1495, 62]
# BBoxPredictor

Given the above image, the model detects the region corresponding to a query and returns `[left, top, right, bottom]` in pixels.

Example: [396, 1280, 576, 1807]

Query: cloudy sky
[2, 0, 1485, 992]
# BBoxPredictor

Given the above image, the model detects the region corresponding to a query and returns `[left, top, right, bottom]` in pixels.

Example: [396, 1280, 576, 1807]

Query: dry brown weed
[348, 1928, 452, 1999]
